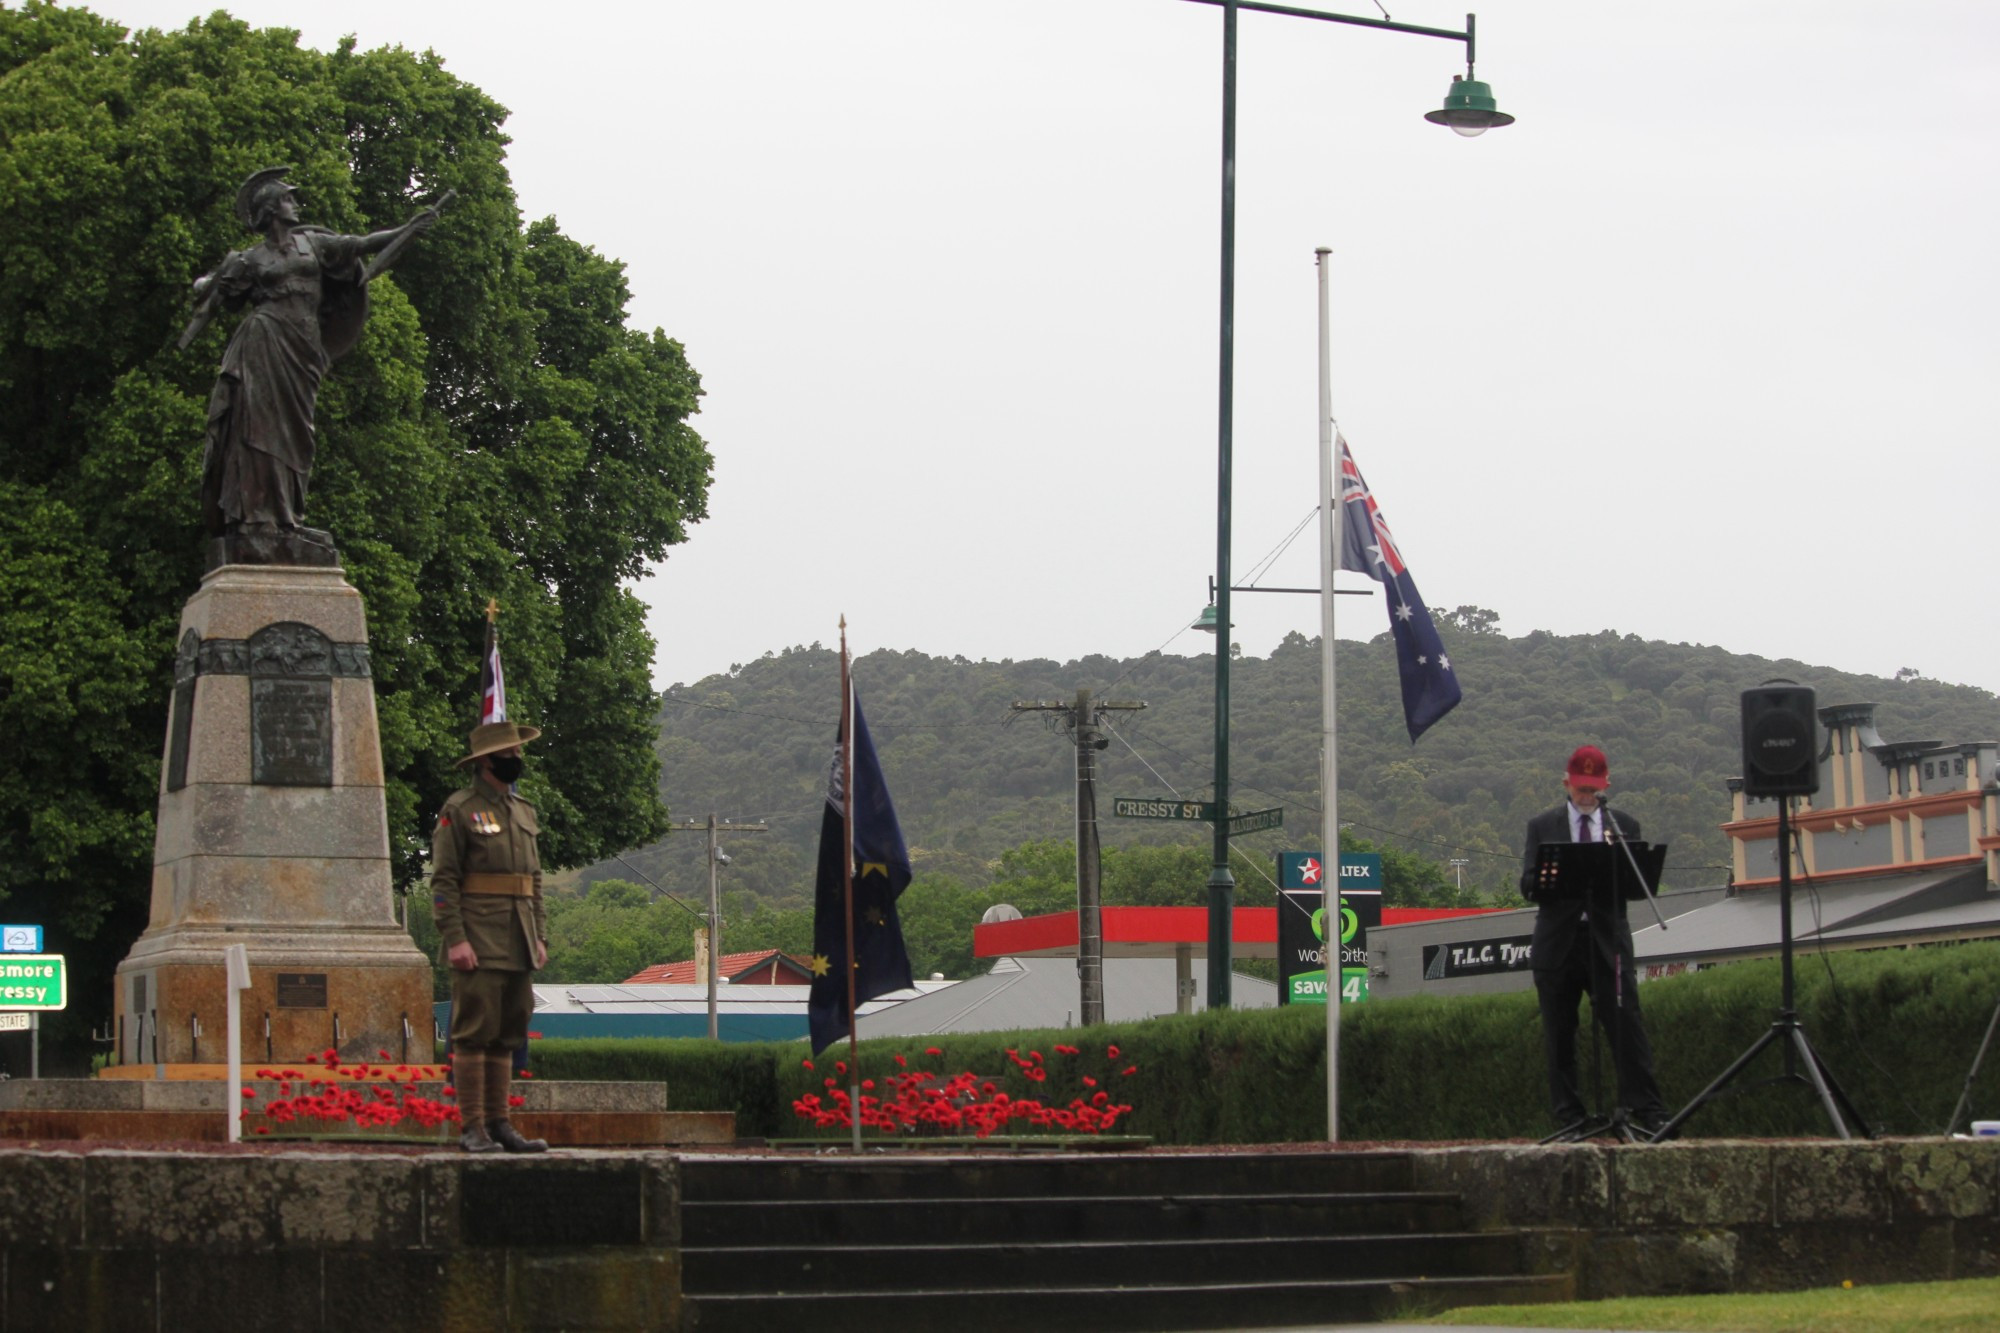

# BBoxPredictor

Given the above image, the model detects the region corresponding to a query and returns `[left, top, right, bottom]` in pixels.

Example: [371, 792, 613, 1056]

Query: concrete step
[684, 1272, 1575, 1333]
[684, 1230, 1536, 1294]
[680, 1150, 1418, 1202]
[684, 1190, 1465, 1247]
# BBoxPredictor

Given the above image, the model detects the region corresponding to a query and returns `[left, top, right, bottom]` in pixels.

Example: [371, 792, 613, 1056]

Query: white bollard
[224, 944, 251, 1143]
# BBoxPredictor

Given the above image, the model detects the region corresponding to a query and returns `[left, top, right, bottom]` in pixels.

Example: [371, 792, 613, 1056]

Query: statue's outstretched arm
[360, 190, 456, 284]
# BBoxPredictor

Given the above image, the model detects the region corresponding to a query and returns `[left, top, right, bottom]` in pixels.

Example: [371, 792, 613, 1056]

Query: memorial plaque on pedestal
[251, 677, 332, 785]
[249, 623, 335, 786]
[276, 973, 328, 1009]
[166, 631, 200, 793]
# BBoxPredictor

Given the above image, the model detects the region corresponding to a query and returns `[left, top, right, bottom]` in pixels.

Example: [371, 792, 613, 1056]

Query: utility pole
[669, 816, 770, 1040]
[1011, 689, 1146, 1027]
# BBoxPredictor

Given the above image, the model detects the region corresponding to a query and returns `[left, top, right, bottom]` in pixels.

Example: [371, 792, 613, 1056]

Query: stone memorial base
[113, 562, 433, 1067]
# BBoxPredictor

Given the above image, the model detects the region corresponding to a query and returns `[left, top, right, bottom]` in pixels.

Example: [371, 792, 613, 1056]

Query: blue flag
[1337, 435, 1462, 742]
[808, 694, 914, 1055]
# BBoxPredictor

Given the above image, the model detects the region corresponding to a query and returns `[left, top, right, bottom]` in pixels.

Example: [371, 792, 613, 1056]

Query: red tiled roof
[622, 949, 814, 986]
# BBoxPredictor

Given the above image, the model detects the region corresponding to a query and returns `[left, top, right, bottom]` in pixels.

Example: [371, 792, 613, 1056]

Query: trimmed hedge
[530, 940, 2000, 1141]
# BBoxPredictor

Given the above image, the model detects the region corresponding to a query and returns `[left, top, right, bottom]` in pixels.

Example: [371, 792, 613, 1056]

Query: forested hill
[589, 614, 2000, 909]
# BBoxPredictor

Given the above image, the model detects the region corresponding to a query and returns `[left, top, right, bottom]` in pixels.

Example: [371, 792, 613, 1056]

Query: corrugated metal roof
[535, 980, 955, 1015]
[859, 955, 1279, 1037]
[1633, 866, 1995, 964]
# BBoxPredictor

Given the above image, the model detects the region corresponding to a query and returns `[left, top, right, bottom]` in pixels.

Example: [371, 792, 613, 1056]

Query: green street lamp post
[1189, 1, 1510, 1008]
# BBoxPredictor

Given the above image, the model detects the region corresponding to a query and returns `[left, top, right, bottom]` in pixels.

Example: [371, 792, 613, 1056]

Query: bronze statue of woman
[184, 167, 444, 560]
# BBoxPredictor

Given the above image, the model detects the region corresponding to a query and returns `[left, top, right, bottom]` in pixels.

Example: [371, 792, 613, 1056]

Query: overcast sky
[109, 1, 2000, 695]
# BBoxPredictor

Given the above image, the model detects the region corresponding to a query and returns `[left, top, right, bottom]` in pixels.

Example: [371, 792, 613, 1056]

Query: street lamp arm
[1189, 0, 1507, 1019]
[1176, 0, 1470, 50]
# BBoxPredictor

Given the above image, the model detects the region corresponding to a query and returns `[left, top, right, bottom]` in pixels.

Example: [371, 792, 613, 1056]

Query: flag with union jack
[1336, 434, 1461, 741]
[479, 614, 507, 725]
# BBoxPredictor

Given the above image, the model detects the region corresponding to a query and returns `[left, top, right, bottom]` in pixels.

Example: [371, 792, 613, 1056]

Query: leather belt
[461, 873, 534, 897]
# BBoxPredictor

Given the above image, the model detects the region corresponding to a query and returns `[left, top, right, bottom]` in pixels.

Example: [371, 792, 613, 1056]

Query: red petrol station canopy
[973, 905, 1498, 960]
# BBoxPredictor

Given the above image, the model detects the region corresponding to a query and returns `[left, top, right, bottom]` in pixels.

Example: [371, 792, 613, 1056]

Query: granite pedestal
[113, 563, 433, 1069]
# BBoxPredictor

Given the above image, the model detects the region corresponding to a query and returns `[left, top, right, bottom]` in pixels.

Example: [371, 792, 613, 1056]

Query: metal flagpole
[1315, 247, 1342, 1143]
[839, 617, 862, 1152]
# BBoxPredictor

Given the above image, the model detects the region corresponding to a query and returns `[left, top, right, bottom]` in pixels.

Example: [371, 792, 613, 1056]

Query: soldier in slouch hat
[431, 720, 550, 1153]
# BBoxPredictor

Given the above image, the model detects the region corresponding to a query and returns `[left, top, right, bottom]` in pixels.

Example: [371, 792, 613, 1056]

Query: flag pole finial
[485, 598, 499, 622]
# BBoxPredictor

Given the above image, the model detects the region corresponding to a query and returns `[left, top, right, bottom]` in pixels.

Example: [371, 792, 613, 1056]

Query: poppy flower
[802, 1059, 814, 1070]
[1107, 1044, 1121, 1059]
[925, 1046, 943, 1057]
[1082, 1076, 1097, 1087]
[378, 1049, 391, 1059]
[240, 1087, 256, 1099]
[835, 1061, 848, 1075]
[1121, 1066, 1138, 1077]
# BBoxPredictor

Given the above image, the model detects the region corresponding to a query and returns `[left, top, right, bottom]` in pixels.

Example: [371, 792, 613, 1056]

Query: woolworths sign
[0, 955, 67, 1009]
[1276, 853, 1380, 1006]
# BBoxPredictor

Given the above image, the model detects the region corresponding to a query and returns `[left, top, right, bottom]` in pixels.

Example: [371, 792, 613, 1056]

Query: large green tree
[0, 3, 709, 1060]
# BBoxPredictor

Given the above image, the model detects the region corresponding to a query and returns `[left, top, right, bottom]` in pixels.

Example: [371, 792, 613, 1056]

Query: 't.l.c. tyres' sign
[1421, 935, 1535, 981]
[1277, 852, 1380, 1006]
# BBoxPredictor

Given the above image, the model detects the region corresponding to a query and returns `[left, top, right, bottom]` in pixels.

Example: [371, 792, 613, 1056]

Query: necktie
[1578, 811, 1594, 842]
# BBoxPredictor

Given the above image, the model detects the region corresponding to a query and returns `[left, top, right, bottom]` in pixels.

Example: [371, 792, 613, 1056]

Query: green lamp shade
[1425, 75, 1514, 137]
[1193, 604, 1223, 634]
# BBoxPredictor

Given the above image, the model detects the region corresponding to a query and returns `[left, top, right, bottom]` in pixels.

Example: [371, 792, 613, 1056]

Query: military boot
[487, 1050, 548, 1153]
[454, 1047, 501, 1153]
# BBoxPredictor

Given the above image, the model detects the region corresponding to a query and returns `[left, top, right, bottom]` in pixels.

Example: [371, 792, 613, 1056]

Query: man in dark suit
[1519, 744, 1667, 1133]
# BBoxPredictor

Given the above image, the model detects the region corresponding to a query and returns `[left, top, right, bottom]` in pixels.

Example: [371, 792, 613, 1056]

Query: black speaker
[1742, 685, 1819, 796]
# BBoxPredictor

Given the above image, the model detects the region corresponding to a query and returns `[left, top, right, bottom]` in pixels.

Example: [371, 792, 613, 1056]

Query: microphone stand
[1600, 796, 1667, 1143]
[1602, 792, 1668, 933]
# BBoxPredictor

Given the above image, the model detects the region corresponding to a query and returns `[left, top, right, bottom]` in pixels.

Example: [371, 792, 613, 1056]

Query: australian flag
[807, 694, 914, 1055]
[1337, 434, 1462, 742]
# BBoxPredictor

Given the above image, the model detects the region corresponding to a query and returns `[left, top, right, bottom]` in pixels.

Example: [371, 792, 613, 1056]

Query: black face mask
[487, 755, 525, 784]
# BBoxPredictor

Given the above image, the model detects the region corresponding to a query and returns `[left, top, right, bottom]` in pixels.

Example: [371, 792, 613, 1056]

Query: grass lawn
[1423, 1275, 2000, 1332]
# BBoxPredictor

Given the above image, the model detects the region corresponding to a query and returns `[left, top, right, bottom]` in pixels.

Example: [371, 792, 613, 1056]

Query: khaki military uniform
[431, 772, 545, 1047]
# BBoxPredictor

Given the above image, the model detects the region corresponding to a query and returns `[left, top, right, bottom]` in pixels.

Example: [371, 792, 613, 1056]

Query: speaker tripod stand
[1651, 795, 1869, 1141]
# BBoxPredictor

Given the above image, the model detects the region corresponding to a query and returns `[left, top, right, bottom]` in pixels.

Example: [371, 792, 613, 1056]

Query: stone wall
[1411, 1138, 2000, 1299]
[0, 1149, 681, 1330]
[2, 1139, 1994, 1329]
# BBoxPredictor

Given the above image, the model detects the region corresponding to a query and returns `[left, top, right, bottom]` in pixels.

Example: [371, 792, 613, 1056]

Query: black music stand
[1531, 839, 1667, 1144]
